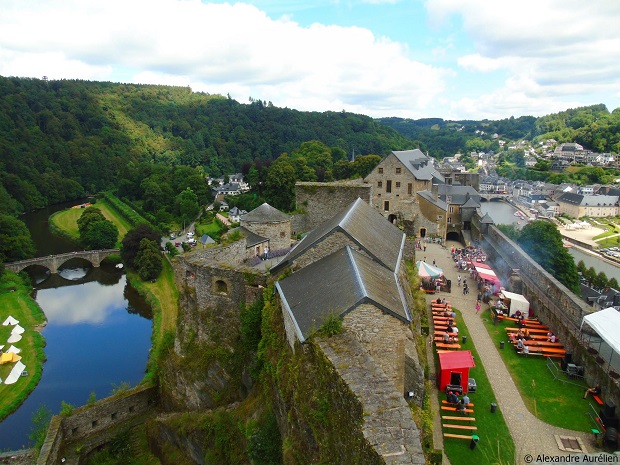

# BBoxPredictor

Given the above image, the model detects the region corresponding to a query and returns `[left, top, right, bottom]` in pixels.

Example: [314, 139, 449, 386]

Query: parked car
[175, 242, 181, 247]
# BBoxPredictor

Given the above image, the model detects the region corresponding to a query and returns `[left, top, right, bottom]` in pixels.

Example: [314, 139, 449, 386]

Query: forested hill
[378, 104, 620, 158]
[0, 76, 415, 214]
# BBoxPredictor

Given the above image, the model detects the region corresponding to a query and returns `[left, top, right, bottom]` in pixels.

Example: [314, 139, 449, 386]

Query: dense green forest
[378, 104, 620, 158]
[0, 76, 415, 215]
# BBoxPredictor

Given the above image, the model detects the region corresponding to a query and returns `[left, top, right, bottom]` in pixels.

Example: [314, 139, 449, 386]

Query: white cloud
[0, 0, 447, 118]
[426, 0, 620, 116]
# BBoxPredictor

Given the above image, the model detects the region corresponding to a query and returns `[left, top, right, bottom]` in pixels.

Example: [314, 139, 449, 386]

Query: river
[0, 200, 153, 450]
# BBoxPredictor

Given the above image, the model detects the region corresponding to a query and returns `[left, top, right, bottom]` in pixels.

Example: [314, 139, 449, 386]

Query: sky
[1, 0, 619, 120]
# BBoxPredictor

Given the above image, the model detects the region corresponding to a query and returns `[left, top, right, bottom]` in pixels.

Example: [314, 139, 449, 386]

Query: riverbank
[0, 272, 47, 423]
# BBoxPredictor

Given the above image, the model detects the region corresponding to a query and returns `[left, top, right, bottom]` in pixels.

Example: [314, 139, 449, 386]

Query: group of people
[446, 390, 471, 413]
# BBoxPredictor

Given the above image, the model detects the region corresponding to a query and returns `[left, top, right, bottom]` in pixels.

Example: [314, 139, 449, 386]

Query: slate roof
[437, 184, 481, 205]
[557, 193, 619, 206]
[480, 213, 494, 224]
[236, 226, 268, 247]
[199, 234, 215, 245]
[417, 190, 447, 211]
[392, 149, 445, 183]
[271, 198, 405, 273]
[461, 196, 481, 209]
[276, 246, 411, 343]
[241, 203, 290, 223]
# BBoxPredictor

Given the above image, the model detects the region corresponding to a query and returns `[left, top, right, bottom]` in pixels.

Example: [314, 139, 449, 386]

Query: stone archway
[419, 228, 426, 238]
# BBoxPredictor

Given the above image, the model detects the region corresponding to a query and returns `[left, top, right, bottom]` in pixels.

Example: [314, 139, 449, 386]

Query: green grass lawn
[49, 199, 133, 246]
[0, 272, 47, 424]
[481, 309, 597, 432]
[195, 220, 222, 237]
[440, 307, 516, 465]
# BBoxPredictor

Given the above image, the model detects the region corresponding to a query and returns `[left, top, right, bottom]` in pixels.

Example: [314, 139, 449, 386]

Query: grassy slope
[49, 199, 132, 246]
[481, 309, 595, 432]
[441, 307, 516, 465]
[0, 272, 47, 422]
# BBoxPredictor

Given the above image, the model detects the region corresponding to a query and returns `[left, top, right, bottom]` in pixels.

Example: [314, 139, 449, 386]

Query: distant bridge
[479, 193, 511, 201]
[5, 249, 120, 274]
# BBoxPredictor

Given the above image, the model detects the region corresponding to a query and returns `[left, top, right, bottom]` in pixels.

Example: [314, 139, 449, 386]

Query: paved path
[423, 241, 592, 463]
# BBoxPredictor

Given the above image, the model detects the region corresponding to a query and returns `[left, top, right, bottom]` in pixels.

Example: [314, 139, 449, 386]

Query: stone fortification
[318, 332, 425, 464]
[164, 256, 266, 411]
[295, 181, 371, 233]
[343, 304, 410, 395]
[184, 236, 247, 266]
[38, 385, 157, 465]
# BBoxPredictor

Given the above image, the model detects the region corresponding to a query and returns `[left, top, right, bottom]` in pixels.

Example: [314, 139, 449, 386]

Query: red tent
[438, 350, 476, 393]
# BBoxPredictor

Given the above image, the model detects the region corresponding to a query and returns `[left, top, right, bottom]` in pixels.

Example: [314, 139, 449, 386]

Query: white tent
[6, 345, 21, 354]
[11, 325, 24, 335]
[500, 290, 530, 315]
[2, 316, 18, 326]
[581, 308, 620, 362]
[4, 361, 25, 385]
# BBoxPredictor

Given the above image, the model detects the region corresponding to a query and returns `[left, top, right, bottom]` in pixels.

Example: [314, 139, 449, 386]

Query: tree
[134, 238, 163, 281]
[77, 207, 106, 236]
[609, 277, 619, 290]
[121, 224, 160, 269]
[0, 214, 36, 261]
[264, 155, 296, 211]
[82, 220, 118, 250]
[175, 187, 200, 227]
[517, 221, 580, 294]
[593, 271, 608, 290]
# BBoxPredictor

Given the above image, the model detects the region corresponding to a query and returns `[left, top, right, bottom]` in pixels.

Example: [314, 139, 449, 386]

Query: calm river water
[0, 200, 153, 450]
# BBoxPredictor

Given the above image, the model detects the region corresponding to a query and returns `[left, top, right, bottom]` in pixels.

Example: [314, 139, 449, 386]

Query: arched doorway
[446, 231, 461, 243]
[419, 228, 426, 238]
[388, 214, 398, 224]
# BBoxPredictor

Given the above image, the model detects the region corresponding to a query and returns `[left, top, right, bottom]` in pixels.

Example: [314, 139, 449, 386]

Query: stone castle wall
[38, 385, 157, 465]
[343, 305, 411, 395]
[295, 181, 371, 233]
[318, 333, 425, 464]
[242, 219, 291, 252]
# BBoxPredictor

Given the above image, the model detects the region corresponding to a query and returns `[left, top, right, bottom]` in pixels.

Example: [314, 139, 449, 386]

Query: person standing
[475, 300, 481, 313]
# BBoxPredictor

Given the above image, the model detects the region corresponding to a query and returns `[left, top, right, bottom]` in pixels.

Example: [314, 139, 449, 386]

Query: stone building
[364, 149, 444, 229]
[272, 197, 420, 395]
[416, 184, 481, 241]
[240, 202, 291, 254]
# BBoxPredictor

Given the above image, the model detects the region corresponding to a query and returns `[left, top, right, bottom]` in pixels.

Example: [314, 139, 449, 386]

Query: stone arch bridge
[5, 249, 120, 274]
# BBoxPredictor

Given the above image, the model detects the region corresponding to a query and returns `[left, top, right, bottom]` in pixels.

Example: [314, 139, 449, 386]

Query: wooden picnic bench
[506, 327, 549, 334]
[443, 433, 476, 440]
[442, 416, 476, 422]
[435, 342, 461, 350]
[443, 424, 478, 430]
[521, 340, 564, 348]
[441, 406, 474, 413]
[442, 400, 474, 407]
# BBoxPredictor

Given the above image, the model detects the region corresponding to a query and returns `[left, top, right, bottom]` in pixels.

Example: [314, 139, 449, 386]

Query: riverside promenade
[424, 240, 591, 463]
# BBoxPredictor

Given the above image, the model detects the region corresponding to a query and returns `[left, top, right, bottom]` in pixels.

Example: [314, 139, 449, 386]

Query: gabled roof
[417, 190, 447, 211]
[199, 234, 215, 245]
[391, 149, 445, 183]
[438, 185, 481, 205]
[461, 196, 481, 209]
[271, 198, 404, 273]
[480, 213, 494, 224]
[276, 246, 411, 343]
[241, 203, 290, 223]
[236, 226, 268, 247]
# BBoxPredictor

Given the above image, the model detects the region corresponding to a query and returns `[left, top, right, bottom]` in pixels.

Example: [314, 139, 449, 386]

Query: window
[71, 427, 78, 435]
[111, 412, 117, 420]
[129, 406, 135, 413]
[408, 183, 412, 195]
[215, 279, 228, 295]
[386, 180, 392, 193]
[384, 201, 390, 211]
[449, 206, 454, 213]
[447, 217, 452, 224]
[378, 167, 383, 174]
[396, 182, 401, 188]
[377, 181, 382, 188]
[92, 420, 98, 428]
[396, 167, 401, 174]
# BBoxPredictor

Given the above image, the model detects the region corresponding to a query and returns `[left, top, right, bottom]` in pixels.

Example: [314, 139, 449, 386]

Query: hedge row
[101, 192, 152, 229]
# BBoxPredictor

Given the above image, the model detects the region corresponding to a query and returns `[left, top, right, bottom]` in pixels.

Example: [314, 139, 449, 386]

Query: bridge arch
[5, 249, 120, 275]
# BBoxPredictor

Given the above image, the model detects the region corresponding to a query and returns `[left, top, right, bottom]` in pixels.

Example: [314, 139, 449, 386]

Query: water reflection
[0, 268, 152, 450]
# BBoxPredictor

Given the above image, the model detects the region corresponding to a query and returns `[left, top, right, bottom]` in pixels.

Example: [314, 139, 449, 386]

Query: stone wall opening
[214, 279, 228, 295]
